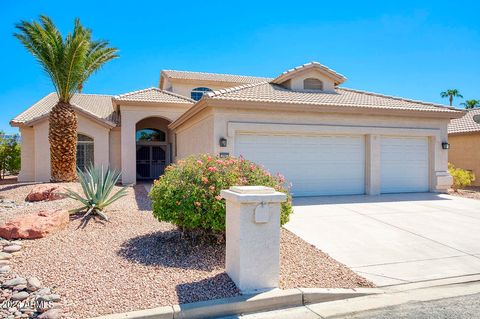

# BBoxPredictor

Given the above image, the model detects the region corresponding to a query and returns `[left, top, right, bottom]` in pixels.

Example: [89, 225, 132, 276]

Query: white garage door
[235, 133, 365, 196]
[381, 137, 429, 193]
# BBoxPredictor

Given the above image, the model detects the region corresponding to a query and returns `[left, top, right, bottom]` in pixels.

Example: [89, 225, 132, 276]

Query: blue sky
[1, 0, 479, 134]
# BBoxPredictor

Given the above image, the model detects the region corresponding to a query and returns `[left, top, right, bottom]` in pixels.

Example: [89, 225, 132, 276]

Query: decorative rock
[3, 277, 27, 288]
[38, 294, 61, 302]
[38, 309, 62, 319]
[27, 277, 42, 292]
[2, 245, 21, 253]
[36, 288, 51, 296]
[25, 185, 66, 202]
[0, 210, 69, 239]
[0, 239, 10, 246]
[11, 291, 29, 301]
[0, 252, 12, 260]
[0, 265, 10, 273]
[0, 260, 10, 266]
[13, 284, 27, 291]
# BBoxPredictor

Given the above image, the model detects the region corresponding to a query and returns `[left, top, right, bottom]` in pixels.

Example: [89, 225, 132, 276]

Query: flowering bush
[448, 163, 475, 191]
[149, 154, 293, 236]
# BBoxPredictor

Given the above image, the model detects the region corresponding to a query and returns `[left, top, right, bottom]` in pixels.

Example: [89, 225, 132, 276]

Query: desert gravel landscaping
[448, 187, 480, 200]
[0, 180, 373, 318]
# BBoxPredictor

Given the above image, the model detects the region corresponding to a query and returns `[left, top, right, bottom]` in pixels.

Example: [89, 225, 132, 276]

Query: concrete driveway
[286, 193, 480, 287]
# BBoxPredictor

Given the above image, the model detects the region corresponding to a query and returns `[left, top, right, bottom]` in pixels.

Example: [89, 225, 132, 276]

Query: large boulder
[25, 184, 67, 202]
[0, 210, 69, 239]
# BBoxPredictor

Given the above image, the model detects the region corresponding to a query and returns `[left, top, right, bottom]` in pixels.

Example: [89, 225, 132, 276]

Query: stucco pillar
[366, 134, 381, 195]
[93, 128, 110, 169]
[220, 186, 287, 292]
[17, 127, 35, 182]
[121, 115, 136, 185]
[430, 136, 452, 192]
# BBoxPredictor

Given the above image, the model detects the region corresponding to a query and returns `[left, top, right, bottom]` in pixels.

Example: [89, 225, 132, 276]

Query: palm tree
[440, 89, 463, 106]
[460, 99, 480, 109]
[14, 16, 118, 182]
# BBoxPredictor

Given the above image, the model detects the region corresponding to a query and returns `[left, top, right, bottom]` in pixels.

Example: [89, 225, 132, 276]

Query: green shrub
[448, 163, 475, 191]
[0, 133, 21, 178]
[149, 154, 293, 236]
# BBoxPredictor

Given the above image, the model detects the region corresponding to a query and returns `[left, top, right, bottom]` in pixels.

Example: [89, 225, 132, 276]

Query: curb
[90, 287, 383, 319]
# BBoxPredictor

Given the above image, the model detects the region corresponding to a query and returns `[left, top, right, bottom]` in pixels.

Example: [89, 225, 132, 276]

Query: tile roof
[161, 70, 272, 84]
[448, 108, 480, 134]
[113, 87, 195, 104]
[205, 82, 460, 113]
[272, 61, 347, 85]
[11, 93, 117, 126]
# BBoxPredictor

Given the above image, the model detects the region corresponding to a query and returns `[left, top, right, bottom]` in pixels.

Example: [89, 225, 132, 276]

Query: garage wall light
[442, 142, 450, 150]
[219, 137, 227, 147]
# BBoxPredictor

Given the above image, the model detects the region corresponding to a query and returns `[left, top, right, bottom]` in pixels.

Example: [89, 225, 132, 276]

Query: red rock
[0, 210, 69, 239]
[25, 184, 67, 202]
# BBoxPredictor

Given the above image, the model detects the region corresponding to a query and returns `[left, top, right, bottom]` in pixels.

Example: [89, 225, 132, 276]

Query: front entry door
[136, 144, 167, 179]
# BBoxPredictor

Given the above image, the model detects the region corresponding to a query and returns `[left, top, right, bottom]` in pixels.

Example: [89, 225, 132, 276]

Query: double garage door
[235, 133, 429, 197]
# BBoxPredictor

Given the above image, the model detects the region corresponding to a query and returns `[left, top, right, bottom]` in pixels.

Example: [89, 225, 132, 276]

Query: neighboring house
[448, 109, 480, 186]
[11, 62, 463, 196]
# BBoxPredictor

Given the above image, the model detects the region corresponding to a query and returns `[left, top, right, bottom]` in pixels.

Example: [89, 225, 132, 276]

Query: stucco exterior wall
[77, 114, 110, 169]
[174, 110, 215, 160]
[448, 133, 480, 186]
[119, 103, 190, 184]
[109, 128, 122, 172]
[173, 105, 452, 194]
[21, 112, 112, 182]
[165, 81, 241, 99]
[34, 121, 50, 182]
[286, 69, 336, 92]
[17, 126, 35, 182]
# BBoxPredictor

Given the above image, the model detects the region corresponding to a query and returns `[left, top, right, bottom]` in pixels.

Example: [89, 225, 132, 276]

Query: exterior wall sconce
[219, 137, 227, 147]
[442, 142, 450, 150]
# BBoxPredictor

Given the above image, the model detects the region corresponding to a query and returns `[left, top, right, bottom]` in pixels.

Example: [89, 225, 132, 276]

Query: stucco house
[11, 62, 463, 196]
[448, 109, 480, 186]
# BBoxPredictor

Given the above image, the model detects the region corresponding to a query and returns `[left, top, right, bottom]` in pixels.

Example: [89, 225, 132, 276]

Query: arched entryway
[135, 117, 171, 180]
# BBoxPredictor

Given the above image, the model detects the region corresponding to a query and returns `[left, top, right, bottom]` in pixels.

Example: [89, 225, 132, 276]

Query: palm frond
[14, 15, 118, 102]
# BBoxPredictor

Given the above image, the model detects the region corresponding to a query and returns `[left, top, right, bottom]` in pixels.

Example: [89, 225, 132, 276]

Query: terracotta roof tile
[448, 108, 480, 134]
[272, 61, 347, 85]
[162, 70, 272, 84]
[11, 93, 117, 125]
[205, 82, 460, 113]
[114, 87, 194, 104]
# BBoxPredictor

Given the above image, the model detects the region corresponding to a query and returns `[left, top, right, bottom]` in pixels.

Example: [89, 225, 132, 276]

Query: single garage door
[235, 133, 365, 196]
[381, 136, 429, 193]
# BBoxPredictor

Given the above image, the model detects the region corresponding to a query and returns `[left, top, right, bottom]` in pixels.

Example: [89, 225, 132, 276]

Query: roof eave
[271, 63, 347, 86]
[170, 98, 463, 131]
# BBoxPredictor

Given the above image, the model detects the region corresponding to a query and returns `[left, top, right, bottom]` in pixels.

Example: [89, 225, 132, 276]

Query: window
[136, 128, 166, 142]
[191, 87, 212, 101]
[77, 134, 94, 171]
[303, 78, 323, 90]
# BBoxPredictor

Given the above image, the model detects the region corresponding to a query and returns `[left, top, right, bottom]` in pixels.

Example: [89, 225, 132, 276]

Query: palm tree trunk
[49, 101, 78, 182]
[449, 96, 453, 106]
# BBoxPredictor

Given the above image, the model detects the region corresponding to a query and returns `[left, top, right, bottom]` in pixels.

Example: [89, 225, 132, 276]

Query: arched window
[136, 128, 166, 142]
[191, 87, 212, 101]
[77, 134, 94, 171]
[303, 78, 324, 90]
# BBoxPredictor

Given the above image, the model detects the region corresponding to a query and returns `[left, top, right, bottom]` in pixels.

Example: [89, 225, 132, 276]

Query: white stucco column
[121, 115, 136, 185]
[430, 135, 452, 192]
[366, 134, 381, 195]
[220, 186, 287, 292]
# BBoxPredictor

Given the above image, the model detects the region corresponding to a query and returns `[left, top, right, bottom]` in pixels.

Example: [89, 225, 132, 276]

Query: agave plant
[65, 165, 128, 221]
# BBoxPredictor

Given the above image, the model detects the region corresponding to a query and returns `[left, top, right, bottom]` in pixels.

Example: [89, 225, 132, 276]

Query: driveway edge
[89, 287, 382, 319]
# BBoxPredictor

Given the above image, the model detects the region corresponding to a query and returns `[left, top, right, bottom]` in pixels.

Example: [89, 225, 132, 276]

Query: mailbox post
[220, 186, 287, 292]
